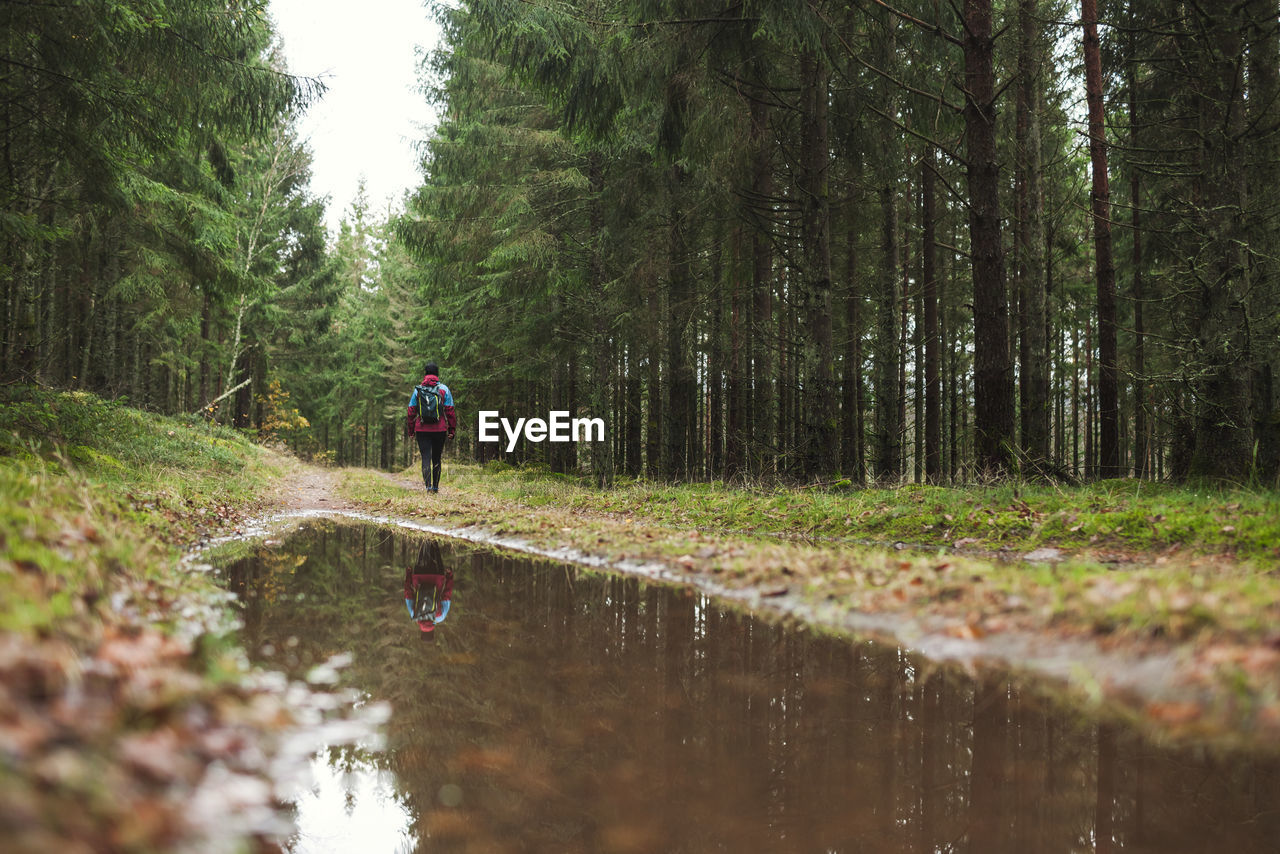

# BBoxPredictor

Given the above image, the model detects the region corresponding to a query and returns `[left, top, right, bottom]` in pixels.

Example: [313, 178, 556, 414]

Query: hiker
[406, 361, 456, 493]
[404, 540, 453, 640]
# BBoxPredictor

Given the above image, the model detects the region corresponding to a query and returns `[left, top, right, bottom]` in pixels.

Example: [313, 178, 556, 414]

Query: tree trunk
[842, 228, 865, 483]
[1018, 0, 1050, 470]
[709, 227, 725, 479]
[665, 164, 695, 480]
[199, 292, 211, 408]
[1128, 41, 1149, 479]
[914, 254, 924, 483]
[900, 230, 910, 478]
[587, 152, 614, 487]
[1072, 320, 1081, 476]
[626, 342, 643, 476]
[750, 97, 774, 476]
[798, 49, 838, 480]
[1082, 0, 1121, 477]
[1086, 315, 1095, 477]
[233, 347, 253, 428]
[727, 226, 745, 477]
[645, 276, 662, 478]
[922, 153, 941, 482]
[1187, 7, 1254, 480]
[1247, 0, 1280, 482]
[874, 162, 901, 482]
[964, 0, 1016, 476]
[777, 271, 791, 472]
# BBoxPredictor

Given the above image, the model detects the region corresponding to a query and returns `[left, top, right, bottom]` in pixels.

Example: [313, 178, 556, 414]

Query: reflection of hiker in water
[404, 540, 453, 641]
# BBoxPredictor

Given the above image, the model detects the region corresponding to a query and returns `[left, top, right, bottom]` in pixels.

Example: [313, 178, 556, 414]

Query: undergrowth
[438, 461, 1280, 560]
[0, 385, 278, 638]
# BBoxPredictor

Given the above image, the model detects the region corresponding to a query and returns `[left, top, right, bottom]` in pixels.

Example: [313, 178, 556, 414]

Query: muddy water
[216, 520, 1280, 853]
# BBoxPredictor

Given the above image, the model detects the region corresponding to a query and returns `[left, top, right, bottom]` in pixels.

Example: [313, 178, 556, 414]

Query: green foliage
[392, 0, 1280, 485]
[1, 0, 329, 443]
[0, 386, 258, 479]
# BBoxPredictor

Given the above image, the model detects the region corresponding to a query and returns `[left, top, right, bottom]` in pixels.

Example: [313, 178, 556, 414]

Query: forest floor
[0, 387, 358, 854]
[5, 385, 1280, 851]
[330, 459, 1280, 750]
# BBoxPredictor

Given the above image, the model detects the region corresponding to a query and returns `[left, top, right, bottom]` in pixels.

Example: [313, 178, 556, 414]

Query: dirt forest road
[264, 463, 354, 513]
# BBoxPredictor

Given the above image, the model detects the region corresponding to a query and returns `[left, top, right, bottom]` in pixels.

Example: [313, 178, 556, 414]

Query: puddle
[212, 519, 1280, 853]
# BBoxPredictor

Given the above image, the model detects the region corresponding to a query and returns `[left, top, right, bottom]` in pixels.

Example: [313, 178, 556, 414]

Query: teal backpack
[415, 382, 442, 424]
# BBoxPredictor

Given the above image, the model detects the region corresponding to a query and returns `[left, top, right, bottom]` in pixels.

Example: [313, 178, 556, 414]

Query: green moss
[0, 385, 283, 637]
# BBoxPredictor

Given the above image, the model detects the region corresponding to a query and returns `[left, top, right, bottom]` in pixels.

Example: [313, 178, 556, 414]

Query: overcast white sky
[270, 0, 444, 234]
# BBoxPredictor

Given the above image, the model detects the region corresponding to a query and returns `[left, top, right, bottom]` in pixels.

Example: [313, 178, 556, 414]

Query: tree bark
[645, 277, 661, 478]
[1128, 35, 1149, 479]
[964, 0, 1016, 475]
[750, 97, 774, 476]
[665, 163, 695, 479]
[587, 152, 614, 487]
[798, 49, 838, 480]
[874, 168, 901, 482]
[726, 226, 745, 478]
[709, 225, 725, 479]
[922, 153, 941, 482]
[625, 341, 643, 476]
[1018, 0, 1050, 470]
[842, 211, 865, 482]
[1187, 7, 1254, 480]
[1082, 0, 1121, 477]
[1246, 0, 1280, 482]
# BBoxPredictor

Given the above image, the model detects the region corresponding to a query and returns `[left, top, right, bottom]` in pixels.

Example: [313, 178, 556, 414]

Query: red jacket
[404, 564, 454, 603]
[406, 374, 457, 434]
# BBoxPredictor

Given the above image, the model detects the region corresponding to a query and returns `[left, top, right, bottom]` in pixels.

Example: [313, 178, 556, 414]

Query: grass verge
[442, 463, 1280, 559]
[0, 386, 301, 852]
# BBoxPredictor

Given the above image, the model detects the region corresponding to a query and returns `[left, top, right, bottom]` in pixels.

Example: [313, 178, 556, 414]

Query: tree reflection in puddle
[217, 520, 1280, 853]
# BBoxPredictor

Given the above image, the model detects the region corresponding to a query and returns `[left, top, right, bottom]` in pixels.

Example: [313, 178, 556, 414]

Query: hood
[422, 374, 440, 385]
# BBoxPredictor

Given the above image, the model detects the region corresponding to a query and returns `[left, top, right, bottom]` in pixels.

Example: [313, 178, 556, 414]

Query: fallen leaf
[118, 727, 197, 784]
[947, 622, 986, 640]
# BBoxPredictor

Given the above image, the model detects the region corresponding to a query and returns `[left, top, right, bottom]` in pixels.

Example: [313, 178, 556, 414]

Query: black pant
[416, 431, 446, 489]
